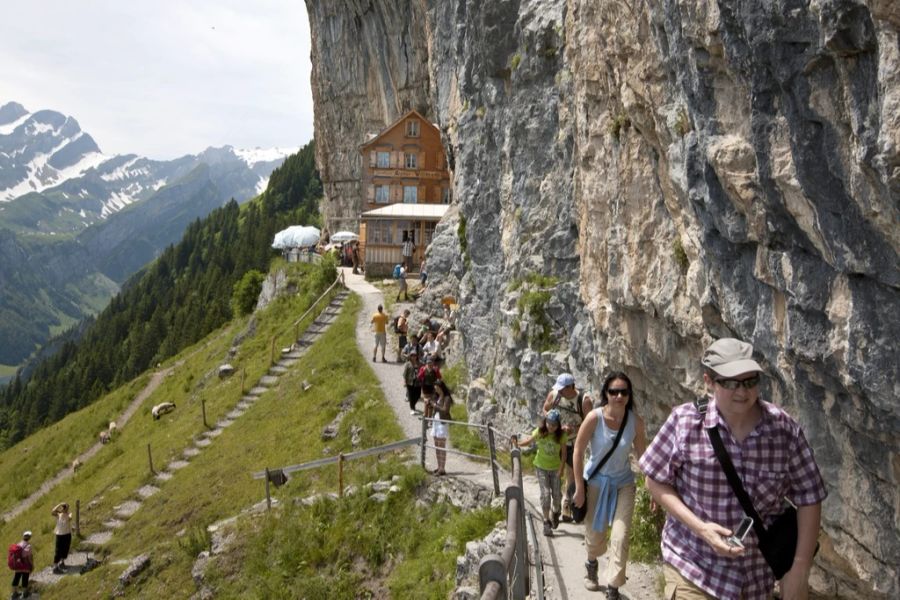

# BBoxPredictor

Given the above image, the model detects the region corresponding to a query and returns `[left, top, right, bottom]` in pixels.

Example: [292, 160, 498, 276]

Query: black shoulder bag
[572, 410, 629, 524]
[705, 424, 798, 580]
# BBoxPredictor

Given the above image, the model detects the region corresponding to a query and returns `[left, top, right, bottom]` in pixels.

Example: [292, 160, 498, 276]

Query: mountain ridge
[0, 100, 300, 370]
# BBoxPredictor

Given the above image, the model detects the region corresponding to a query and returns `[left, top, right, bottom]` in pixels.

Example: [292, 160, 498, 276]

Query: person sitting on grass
[513, 409, 568, 537]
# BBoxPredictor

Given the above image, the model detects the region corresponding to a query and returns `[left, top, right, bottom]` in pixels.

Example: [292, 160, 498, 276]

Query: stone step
[81, 531, 113, 546]
[202, 428, 223, 439]
[226, 409, 245, 419]
[217, 419, 234, 428]
[248, 386, 269, 396]
[269, 365, 289, 375]
[103, 519, 126, 529]
[276, 359, 297, 368]
[258, 375, 279, 387]
[183, 447, 201, 458]
[114, 500, 141, 519]
[137, 485, 160, 499]
[155, 471, 173, 482]
[282, 351, 303, 360]
[195, 438, 212, 447]
[167, 460, 190, 471]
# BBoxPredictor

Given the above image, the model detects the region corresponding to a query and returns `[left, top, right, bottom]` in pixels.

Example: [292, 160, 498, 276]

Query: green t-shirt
[531, 428, 568, 471]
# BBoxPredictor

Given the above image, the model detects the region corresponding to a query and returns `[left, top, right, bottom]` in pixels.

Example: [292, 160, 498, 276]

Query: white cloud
[0, 0, 314, 160]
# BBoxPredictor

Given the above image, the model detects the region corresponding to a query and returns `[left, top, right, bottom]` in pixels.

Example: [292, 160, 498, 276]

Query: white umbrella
[330, 230, 359, 243]
[272, 225, 320, 249]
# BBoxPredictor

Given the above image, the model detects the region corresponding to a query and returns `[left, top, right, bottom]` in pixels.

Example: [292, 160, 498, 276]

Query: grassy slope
[0, 269, 506, 599]
[0, 264, 342, 597]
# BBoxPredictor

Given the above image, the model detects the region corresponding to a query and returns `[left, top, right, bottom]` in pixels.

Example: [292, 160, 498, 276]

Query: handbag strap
[585, 409, 629, 482]
[705, 424, 768, 540]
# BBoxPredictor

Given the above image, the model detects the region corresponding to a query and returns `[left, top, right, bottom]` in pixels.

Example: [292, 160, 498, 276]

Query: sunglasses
[607, 388, 630, 397]
[715, 375, 761, 390]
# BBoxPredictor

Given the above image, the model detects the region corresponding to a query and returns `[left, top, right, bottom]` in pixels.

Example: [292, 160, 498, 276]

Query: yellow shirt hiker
[370, 304, 389, 361]
[514, 409, 568, 536]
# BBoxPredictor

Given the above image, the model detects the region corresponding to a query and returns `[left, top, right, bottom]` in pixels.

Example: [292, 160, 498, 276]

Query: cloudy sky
[0, 0, 315, 160]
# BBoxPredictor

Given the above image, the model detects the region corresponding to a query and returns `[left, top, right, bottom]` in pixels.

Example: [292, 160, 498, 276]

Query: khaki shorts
[663, 564, 771, 600]
[374, 333, 386, 348]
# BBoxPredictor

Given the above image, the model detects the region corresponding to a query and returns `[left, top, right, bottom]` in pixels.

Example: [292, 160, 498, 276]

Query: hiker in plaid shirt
[639, 338, 826, 600]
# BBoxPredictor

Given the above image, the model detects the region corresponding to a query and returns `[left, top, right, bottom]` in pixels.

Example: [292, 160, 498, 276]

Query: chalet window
[404, 152, 417, 169]
[442, 187, 451, 204]
[403, 186, 418, 204]
[375, 185, 390, 204]
[406, 119, 420, 137]
[376, 151, 390, 168]
[370, 221, 391, 244]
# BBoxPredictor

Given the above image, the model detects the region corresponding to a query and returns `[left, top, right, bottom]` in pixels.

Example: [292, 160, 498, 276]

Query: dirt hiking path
[342, 268, 661, 600]
[2, 367, 173, 523]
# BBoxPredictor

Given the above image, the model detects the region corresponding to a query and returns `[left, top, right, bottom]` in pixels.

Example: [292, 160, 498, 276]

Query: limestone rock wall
[304, 0, 432, 232]
[304, 0, 899, 596]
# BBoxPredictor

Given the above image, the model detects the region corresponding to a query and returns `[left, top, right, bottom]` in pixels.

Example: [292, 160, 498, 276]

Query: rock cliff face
[304, 1, 899, 596]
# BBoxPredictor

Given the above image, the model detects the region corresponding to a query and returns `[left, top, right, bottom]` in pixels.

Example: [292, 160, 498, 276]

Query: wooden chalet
[358, 109, 451, 274]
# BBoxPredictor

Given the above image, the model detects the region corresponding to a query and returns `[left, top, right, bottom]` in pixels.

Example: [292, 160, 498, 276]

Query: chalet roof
[360, 203, 449, 221]
[359, 109, 439, 150]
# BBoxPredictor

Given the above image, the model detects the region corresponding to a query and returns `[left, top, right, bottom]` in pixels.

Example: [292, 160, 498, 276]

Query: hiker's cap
[552, 373, 575, 391]
[546, 409, 561, 423]
[22, 531, 31, 538]
[702, 338, 762, 378]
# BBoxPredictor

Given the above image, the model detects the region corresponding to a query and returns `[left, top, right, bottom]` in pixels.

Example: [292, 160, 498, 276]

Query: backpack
[391, 316, 401, 333]
[7, 544, 26, 571]
[392, 264, 402, 279]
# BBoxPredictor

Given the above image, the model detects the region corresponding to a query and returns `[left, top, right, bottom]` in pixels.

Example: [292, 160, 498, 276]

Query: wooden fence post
[265, 467, 272, 511]
[147, 443, 155, 474]
[201, 397, 208, 429]
[240, 369, 246, 394]
[270, 336, 276, 365]
[487, 422, 500, 496]
[75, 500, 81, 538]
[420, 416, 428, 468]
[338, 453, 344, 498]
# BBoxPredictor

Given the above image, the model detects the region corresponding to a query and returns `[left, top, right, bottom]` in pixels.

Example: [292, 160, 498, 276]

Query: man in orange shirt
[371, 304, 389, 362]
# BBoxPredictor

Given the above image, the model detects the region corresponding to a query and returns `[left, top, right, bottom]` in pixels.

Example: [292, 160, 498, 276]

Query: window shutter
[369, 151, 376, 168]
[391, 152, 400, 169]
[392, 184, 401, 202]
[367, 185, 375, 202]
[418, 185, 426, 204]
[418, 151, 425, 170]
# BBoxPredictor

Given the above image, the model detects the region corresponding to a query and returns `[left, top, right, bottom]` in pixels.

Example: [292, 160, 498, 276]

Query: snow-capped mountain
[0, 101, 297, 230]
[0, 100, 305, 371]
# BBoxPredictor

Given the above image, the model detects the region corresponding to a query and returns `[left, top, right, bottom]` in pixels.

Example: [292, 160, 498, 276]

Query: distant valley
[0, 100, 296, 374]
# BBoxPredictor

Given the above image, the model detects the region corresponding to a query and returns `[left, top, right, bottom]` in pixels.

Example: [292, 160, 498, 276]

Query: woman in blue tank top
[572, 372, 648, 600]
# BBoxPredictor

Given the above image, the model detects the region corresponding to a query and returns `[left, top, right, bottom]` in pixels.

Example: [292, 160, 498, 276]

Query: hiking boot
[551, 511, 560, 529]
[584, 559, 600, 591]
[543, 520, 553, 536]
[561, 499, 573, 522]
[606, 587, 621, 600]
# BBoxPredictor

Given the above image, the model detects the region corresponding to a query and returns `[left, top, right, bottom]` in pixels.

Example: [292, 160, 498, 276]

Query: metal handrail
[478, 448, 531, 599]
[252, 437, 419, 479]
[291, 271, 344, 329]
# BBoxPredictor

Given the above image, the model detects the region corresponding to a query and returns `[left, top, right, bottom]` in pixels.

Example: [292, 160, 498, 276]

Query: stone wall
[304, 1, 899, 596]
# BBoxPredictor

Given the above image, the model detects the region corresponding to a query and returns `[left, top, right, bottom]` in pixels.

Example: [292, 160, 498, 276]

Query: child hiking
[8, 530, 33, 599]
[514, 409, 568, 536]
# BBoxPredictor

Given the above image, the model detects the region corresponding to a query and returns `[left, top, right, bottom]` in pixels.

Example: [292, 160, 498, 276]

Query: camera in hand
[726, 516, 754, 549]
